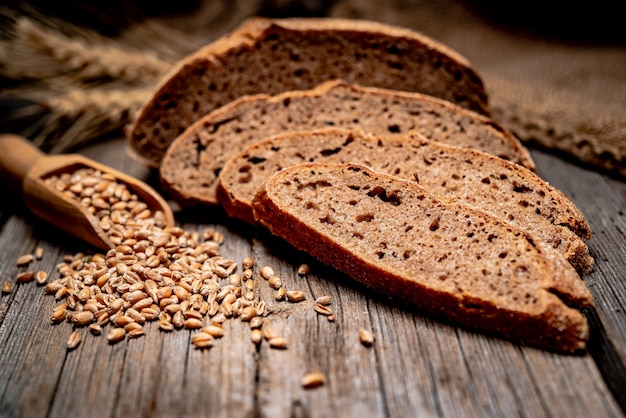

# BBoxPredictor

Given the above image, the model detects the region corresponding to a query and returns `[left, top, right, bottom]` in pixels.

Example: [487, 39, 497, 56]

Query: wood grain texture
[0, 137, 624, 418]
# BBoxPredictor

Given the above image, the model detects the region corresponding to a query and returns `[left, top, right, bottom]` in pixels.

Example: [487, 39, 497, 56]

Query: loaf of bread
[126, 17, 492, 166]
[217, 128, 593, 274]
[252, 163, 593, 352]
[160, 80, 533, 208]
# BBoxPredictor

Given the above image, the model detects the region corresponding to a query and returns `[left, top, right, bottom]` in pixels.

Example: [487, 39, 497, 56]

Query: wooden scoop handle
[0, 134, 44, 192]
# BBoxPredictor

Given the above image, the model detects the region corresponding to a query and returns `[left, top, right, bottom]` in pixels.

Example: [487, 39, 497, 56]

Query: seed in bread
[217, 128, 593, 274]
[160, 80, 532, 208]
[252, 163, 593, 352]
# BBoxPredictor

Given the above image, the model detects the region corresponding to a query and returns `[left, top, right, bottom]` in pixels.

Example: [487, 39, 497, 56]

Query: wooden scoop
[0, 134, 175, 250]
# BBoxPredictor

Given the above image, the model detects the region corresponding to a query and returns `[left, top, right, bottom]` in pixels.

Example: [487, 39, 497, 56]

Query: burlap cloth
[1, 0, 624, 178]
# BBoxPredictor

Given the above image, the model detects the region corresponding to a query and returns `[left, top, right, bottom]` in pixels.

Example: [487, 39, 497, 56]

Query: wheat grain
[301, 372, 325, 389]
[16, 254, 34, 266]
[314, 303, 333, 316]
[107, 328, 126, 344]
[286, 290, 306, 303]
[250, 329, 263, 345]
[67, 330, 81, 350]
[1, 281, 11, 294]
[260, 266, 275, 280]
[16, 271, 35, 283]
[89, 324, 102, 336]
[297, 264, 310, 276]
[359, 329, 374, 347]
[268, 337, 288, 349]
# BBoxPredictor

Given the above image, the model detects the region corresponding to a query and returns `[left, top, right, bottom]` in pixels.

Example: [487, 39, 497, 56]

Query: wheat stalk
[0, 2, 257, 152]
[0, 11, 178, 151]
[33, 86, 153, 152]
[1, 17, 172, 83]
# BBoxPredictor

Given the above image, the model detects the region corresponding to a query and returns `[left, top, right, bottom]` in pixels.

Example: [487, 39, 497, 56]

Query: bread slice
[217, 128, 593, 274]
[252, 163, 593, 352]
[160, 80, 533, 208]
[126, 17, 492, 166]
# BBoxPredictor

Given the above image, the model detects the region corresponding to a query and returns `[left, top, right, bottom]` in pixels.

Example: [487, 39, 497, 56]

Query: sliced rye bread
[217, 128, 593, 274]
[126, 17, 492, 166]
[252, 163, 593, 352]
[160, 80, 533, 207]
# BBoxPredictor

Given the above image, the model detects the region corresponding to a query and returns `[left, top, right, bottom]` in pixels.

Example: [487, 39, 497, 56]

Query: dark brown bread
[217, 128, 593, 274]
[126, 17, 492, 166]
[252, 163, 593, 352]
[160, 80, 533, 207]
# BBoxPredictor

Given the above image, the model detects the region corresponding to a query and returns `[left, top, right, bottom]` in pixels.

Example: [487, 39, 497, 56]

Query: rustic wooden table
[0, 136, 624, 418]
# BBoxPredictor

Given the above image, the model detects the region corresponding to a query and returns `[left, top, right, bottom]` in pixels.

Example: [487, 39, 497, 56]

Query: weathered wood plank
[532, 149, 626, 414]
[0, 217, 87, 418]
[251, 233, 389, 418]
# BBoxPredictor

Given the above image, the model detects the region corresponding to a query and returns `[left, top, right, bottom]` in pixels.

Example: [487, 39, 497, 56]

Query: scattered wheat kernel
[192, 333, 213, 349]
[301, 372, 325, 389]
[202, 227, 215, 240]
[255, 301, 266, 316]
[184, 318, 204, 329]
[184, 310, 203, 321]
[113, 315, 134, 327]
[242, 269, 253, 281]
[16, 254, 34, 267]
[67, 330, 81, 350]
[35, 247, 44, 259]
[172, 311, 185, 328]
[250, 329, 263, 345]
[124, 322, 143, 333]
[286, 290, 306, 303]
[314, 303, 333, 316]
[128, 328, 145, 339]
[89, 324, 102, 336]
[249, 316, 264, 329]
[107, 328, 126, 344]
[268, 337, 288, 349]
[1, 281, 11, 294]
[72, 311, 95, 327]
[35, 271, 48, 285]
[242, 257, 254, 270]
[203, 325, 224, 338]
[16, 271, 35, 283]
[229, 274, 242, 286]
[359, 329, 374, 347]
[212, 231, 224, 244]
[240, 306, 257, 322]
[268, 276, 282, 290]
[244, 279, 255, 291]
[315, 296, 332, 306]
[327, 315, 335, 322]
[260, 266, 275, 280]
[44, 281, 63, 294]
[159, 320, 174, 332]
[275, 287, 286, 301]
[51, 308, 67, 323]
[297, 264, 310, 276]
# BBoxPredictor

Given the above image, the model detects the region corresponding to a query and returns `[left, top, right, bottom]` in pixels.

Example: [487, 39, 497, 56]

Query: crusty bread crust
[217, 128, 593, 274]
[252, 163, 592, 352]
[160, 80, 531, 208]
[126, 17, 491, 166]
